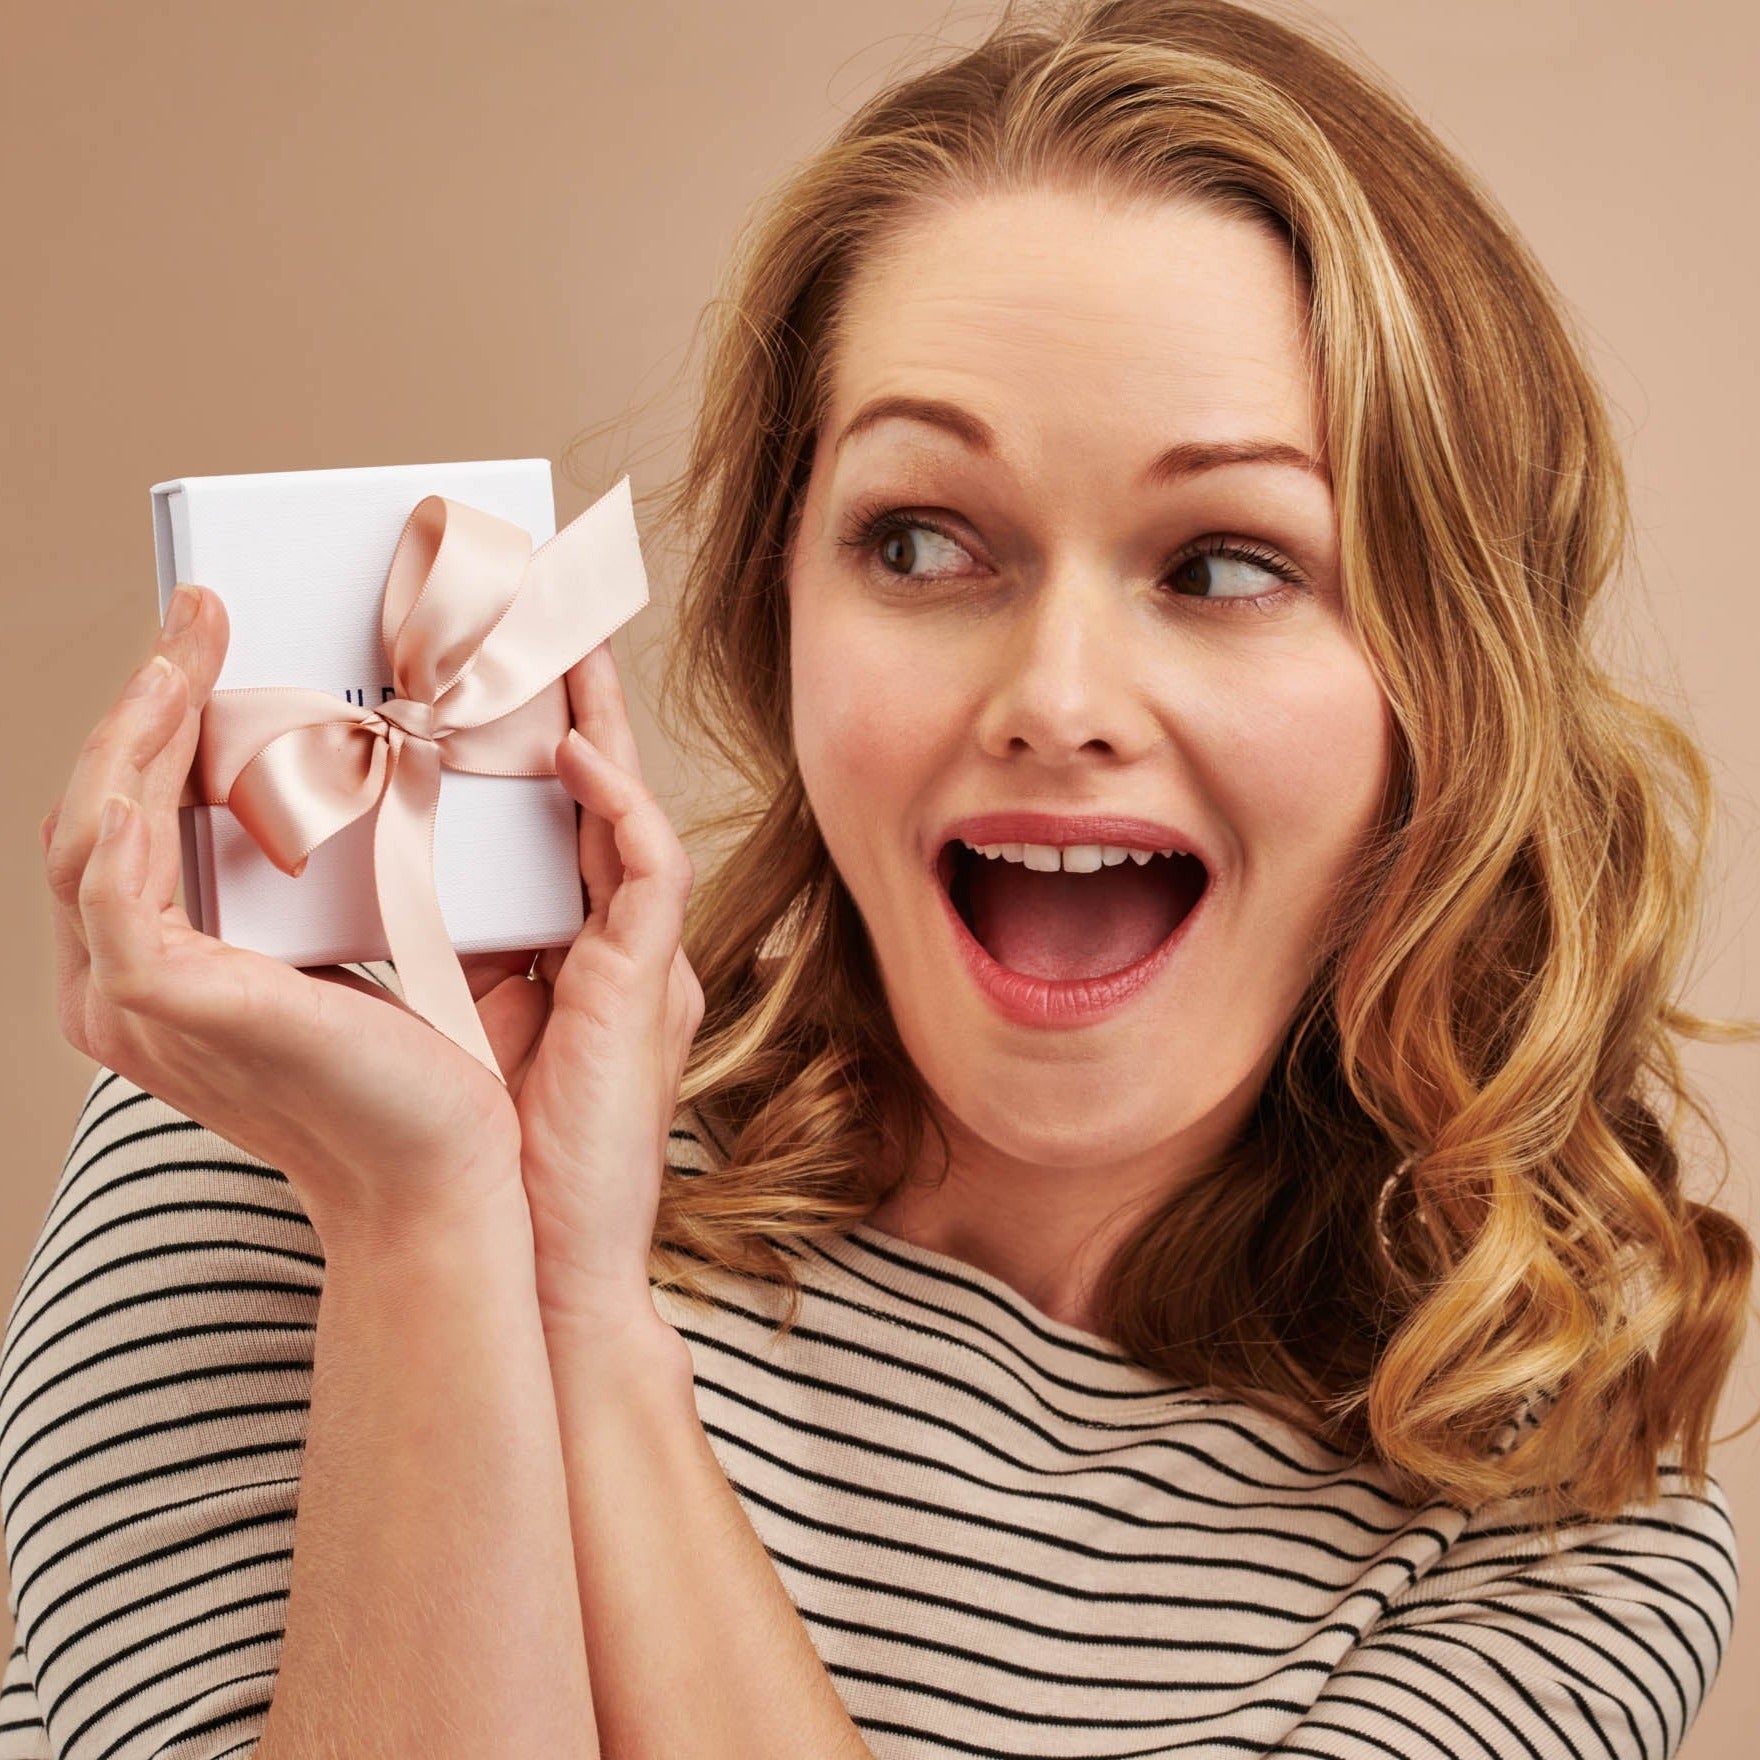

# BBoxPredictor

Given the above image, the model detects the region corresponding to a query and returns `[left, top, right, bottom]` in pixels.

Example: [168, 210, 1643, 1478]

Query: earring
[1372, 1152, 1422, 1266]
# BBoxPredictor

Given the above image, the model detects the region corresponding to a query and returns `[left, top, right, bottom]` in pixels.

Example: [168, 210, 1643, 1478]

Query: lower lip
[931, 851, 1209, 1028]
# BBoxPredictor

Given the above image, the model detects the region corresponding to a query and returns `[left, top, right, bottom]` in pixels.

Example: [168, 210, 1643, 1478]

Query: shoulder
[3, 958, 407, 1365]
[1270, 1451, 1741, 1759]
[1, 1046, 330, 1484]
[1418, 1454, 1738, 1619]
[3, 1061, 324, 1361]
[0, 969, 405, 1758]
[1376, 1453, 1738, 1752]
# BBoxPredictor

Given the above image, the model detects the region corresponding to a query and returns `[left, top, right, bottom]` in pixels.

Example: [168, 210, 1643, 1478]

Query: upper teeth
[957, 836, 1186, 872]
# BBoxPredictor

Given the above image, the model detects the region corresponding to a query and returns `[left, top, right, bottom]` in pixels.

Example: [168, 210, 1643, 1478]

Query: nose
[969, 563, 1163, 765]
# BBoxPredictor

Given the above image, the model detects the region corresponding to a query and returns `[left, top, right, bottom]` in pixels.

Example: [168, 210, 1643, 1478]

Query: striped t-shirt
[0, 965, 1740, 1758]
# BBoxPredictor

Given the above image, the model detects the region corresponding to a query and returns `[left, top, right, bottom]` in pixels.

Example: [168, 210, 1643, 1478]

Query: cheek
[790, 592, 954, 850]
[1213, 642, 1392, 877]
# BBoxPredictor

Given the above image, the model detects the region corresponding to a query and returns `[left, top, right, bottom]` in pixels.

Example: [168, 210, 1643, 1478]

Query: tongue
[964, 857, 1190, 980]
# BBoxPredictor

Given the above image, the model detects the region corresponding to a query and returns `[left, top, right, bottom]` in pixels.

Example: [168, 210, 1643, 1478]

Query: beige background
[2, 0, 1755, 1748]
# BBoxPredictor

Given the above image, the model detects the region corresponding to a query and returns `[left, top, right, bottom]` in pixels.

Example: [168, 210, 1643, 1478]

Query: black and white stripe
[0, 964, 1737, 1757]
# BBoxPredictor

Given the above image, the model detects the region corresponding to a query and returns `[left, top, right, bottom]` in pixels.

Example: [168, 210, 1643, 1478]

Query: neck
[864, 1100, 1245, 1337]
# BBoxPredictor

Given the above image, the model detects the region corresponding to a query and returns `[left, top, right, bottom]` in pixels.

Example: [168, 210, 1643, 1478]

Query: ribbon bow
[177, 474, 650, 1080]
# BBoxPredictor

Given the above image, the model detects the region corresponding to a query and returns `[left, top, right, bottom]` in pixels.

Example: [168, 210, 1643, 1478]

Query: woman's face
[785, 186, 1394, 1226]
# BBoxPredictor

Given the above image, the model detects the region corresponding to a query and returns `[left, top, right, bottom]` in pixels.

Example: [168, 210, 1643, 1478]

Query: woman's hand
[494, 637, 706, 1346]
[42, 584, 536, 1250]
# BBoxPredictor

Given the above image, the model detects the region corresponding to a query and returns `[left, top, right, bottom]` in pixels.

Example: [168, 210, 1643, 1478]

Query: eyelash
[835, 499, 1309, 615]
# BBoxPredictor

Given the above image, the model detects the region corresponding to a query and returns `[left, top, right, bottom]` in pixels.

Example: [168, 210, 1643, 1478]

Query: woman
[4, 0, 1750, 1754]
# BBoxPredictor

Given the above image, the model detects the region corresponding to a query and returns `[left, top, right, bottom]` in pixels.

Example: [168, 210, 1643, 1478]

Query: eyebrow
[832, 394, 1326, 487]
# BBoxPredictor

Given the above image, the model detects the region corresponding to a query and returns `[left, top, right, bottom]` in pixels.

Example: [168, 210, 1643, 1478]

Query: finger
[77, 792, 164, 1009]
[503, 999, 549, 1098]
[141, 584, 230, 904]
[461, 948, 541, 1001]
[48, 887, 94, 1052]
[45, 654, 190, 944]
[474, 970, 550, 1085]
[41, 800, 94, 1010]
[563, 642, 630, 930]
[565, 638, 645, 783]
[552, 728, 691, 974]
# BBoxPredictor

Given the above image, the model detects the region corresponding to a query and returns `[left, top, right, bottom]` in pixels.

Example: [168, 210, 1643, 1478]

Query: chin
[914, 1052, 1210, 1165]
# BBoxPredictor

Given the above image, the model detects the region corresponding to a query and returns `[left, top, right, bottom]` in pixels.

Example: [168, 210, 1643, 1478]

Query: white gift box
[151, 457, 594, 970]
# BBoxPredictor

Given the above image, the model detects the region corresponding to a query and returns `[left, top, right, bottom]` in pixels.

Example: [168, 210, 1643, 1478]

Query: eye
[836, 499, 1309, 615]
[1164, 537, 1308, 614]
[838, 505, 979, 583]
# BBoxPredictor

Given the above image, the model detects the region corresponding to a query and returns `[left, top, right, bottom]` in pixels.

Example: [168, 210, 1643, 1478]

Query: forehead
[824, 188, 1319, 464]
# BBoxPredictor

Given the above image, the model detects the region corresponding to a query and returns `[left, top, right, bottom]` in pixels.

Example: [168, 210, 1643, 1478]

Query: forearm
[546, 1314, 874, 1760]
[255, 1187, 598, 1760]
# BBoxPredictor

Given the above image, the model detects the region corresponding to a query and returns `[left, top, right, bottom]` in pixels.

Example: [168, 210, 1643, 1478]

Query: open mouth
[935, 839, 1209, 982]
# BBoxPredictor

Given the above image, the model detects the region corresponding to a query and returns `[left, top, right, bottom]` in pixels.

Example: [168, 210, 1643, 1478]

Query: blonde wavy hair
[574, 0, 1759, 1532]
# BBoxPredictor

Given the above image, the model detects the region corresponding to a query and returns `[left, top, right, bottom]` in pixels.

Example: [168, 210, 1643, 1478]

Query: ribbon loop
[176, 475, 651, 1079]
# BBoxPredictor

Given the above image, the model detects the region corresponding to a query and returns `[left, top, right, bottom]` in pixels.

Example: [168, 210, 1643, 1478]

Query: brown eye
[879, 528, 919, 574]
[1168, 554, 1214, 598]
[840, 507, 977, 584]
[1161, 536, 1308, 612]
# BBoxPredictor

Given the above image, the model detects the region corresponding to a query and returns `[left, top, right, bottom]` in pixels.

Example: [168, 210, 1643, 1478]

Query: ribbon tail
[373, 738, 505, 1083]
[437, 474, 651, 734]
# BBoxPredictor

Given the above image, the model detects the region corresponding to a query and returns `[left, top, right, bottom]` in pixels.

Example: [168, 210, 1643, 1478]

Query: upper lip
[932, 811, 1214, 875]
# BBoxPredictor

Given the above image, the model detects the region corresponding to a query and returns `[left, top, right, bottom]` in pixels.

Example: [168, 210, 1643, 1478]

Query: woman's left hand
[459, 637, 705, 1348]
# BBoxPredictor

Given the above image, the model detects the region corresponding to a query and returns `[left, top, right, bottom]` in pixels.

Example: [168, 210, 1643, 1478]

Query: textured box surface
[150, 458, 586, 968]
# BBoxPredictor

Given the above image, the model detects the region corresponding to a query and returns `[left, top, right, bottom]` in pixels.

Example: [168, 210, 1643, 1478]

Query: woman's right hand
[40, 582, 548, 1249]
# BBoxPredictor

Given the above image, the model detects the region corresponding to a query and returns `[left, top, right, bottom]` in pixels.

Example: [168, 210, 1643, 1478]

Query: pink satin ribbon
[176, 474, 650, 1080]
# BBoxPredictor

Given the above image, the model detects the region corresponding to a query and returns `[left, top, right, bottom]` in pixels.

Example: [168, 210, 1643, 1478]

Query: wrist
[541, 1298, 696, 1405]
[317, 1172, 533, 1272]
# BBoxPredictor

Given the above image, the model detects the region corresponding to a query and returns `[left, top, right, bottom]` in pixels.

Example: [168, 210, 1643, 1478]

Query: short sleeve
[0, 1033, 347, 1759]
[1267, 1465, 1739, 1760]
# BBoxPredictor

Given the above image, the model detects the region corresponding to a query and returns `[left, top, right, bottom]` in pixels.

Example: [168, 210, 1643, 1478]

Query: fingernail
[98, 794, 133, 843]
[163, 584, 200, 636]
[125, 654, 178, 699]
[567, 728, 600, 757]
